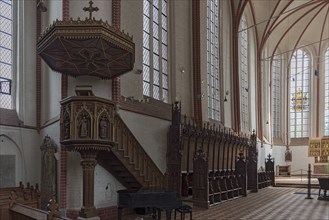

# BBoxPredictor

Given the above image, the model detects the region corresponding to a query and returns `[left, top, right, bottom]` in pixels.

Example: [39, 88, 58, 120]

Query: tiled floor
[123, 187, 329, 220]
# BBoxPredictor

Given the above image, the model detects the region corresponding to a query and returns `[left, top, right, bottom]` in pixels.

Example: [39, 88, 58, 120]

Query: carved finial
[47, 196, 59, 219]
[83, 0, 99, 20]
[9, 191, 18, 208]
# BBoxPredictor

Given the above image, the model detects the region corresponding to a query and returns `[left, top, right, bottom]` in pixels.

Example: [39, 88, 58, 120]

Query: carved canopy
[37, 18, 135, 79]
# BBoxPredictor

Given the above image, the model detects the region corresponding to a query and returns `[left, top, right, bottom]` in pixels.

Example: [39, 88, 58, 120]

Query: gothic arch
[0, 134, 25, 186]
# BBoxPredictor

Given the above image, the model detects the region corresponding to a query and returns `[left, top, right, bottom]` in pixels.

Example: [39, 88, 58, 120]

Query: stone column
[79, 151, 98, 219]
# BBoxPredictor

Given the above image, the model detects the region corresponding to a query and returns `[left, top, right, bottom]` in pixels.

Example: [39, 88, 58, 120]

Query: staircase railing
[112, 114, 166, 189]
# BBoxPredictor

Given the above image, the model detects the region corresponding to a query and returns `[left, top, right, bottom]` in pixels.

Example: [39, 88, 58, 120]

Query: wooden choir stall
[167, 102, 275, 209]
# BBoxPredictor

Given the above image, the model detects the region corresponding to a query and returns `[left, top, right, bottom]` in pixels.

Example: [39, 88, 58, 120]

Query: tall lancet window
[0, 0, 13, 109]
[290, 49, 310, 138]
[272, 55, 281, 138]
[324, 47, 329, 136]
[143, 0, 168, 102]
[239, 15, 249, 130]
[207, 0, 220, 121]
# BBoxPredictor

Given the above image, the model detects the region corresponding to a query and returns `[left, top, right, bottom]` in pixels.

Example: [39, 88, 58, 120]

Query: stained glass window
[272, 55, 281, 138]
[207, 0, 220, 121]
[290, 49, 310, 138]
[0, 0, 13, 109]
[324, 48, 329, 136]
[239, 15, 249, 130]
[143, 0, 168, 102]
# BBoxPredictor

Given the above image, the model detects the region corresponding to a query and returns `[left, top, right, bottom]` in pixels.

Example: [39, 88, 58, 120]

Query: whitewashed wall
[272, 145, 314, 175]
[16, 0, 37, 125]
[0, 126, 40, 186]
[118, 110, 171, 173]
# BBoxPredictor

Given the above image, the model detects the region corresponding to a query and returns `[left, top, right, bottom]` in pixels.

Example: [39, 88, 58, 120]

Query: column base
[79, 207, 97, 219]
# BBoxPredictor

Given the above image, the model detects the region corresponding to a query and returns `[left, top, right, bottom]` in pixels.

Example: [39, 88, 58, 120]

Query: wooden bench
[0, 183, 40, 220]
[9, 191, 70, 220]
[318, 177, 329, 201]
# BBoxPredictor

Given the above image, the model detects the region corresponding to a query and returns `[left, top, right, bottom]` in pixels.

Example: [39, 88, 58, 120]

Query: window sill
[0, 108, 22, 127]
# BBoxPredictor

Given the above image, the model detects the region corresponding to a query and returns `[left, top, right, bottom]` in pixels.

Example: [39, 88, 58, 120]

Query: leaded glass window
[0, 0, 13, 109]
[207, 0, 220, 121]
[272, 55, 281, 138]
[324, 48, 329, 136]
[239, 15, 249, 130]
[290, 49, 310, 138]
[143, 0, 168, 102]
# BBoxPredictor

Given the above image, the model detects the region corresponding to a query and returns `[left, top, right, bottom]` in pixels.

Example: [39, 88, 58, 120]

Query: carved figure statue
[64, 119, 70, 139]
[79, 116, 88, 138]
[99, 118, 108, 139]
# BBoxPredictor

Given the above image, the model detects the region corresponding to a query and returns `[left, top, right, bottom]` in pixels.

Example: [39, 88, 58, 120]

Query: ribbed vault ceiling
[238, 0, 329, 64]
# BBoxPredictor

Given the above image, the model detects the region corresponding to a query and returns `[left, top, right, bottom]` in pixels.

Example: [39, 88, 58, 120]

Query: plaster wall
[257, 143, 273, 170]
[66, 153, 125, 210]
[67, 152, 82, 210]
[118, 110, 170, 173]
[94, 165, 125, 208]
[69, 0, 112, 22]
[170, 0, 193, 116]
[0, 126, 40, 186]
[222, 0, 232, 128]
[272, 145, 314, 175]
[120, 0, 143, 100]
[16, 0, 37, 125]
[40, 0, 62, 125]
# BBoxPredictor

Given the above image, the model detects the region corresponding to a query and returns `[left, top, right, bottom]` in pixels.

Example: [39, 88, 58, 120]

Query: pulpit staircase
[97, 114, 166, 191]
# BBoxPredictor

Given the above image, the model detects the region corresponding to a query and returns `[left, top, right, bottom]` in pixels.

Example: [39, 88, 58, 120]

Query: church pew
[9, 192, 70, 220]
[0, 183, 40, 220]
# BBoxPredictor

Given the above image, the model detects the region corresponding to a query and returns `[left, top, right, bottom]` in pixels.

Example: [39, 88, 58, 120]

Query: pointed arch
[289, 49, 310, 138]
[207, 0, 220, 121]
[239, 14, 249, 131]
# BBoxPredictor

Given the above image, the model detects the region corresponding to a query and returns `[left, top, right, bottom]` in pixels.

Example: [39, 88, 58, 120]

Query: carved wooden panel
[60, 96, 115, 143]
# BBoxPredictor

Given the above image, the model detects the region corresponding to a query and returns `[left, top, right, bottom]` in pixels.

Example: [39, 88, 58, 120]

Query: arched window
[272, 54, 281, 138]
[207, 0, 220, 121]
[290, 49, 310, 138]
[0, 0, 13, 109]
[324, 47, 329, 135]
[143, 0, 168, 102]
[239, 15, 249, 130]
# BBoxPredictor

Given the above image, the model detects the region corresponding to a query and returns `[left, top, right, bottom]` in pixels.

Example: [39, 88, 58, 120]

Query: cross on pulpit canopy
[83, 0, 99, 19]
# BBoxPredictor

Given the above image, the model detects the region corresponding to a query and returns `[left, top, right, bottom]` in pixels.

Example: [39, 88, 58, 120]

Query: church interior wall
[67, 76, 113, 99]
[257, 143, 273, 170]
[169, 0, 193, 117]
[118, 110, 171, 173]
[94, 165, 125, 209]
[120, 0, 144, 100]
[243, 3, 257, 133]
[65, 154, 126, 210]
[272, 145, 314, 176]
[0, 126, 40, 186]
[41, 68, 61, 125]
[1, 1, 329, 218]
[16, 0, 37, 125]
[67, 152, 82, 210]
[221, 0, 232, 128]
[70, 0, 112, 22]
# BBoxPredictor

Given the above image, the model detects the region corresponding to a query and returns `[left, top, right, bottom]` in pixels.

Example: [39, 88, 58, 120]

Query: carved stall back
[193, 148, 209, 208]
[0, 183, 40, 220]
